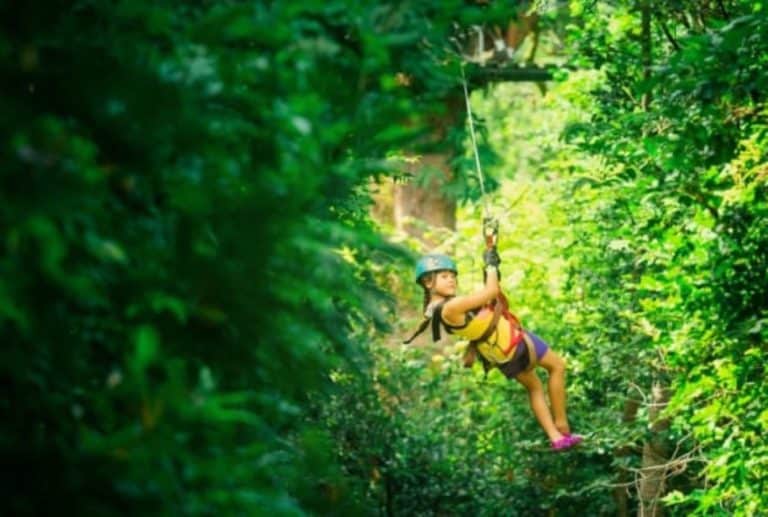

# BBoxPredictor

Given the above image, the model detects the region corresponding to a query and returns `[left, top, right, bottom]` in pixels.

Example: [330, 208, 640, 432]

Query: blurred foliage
[0, 0, 502, 514]
[2, 0, 766, 515]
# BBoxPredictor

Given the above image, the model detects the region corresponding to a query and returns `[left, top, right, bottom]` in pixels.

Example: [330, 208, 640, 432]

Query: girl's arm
[442, 266, 499, 323]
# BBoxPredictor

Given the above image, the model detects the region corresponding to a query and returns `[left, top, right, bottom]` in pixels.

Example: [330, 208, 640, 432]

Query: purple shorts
[497, 331, 550, 379]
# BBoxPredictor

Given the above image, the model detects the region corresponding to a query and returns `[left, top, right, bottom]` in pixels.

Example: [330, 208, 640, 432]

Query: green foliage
[322, 344, 616, 516]
[560, 1, 768, 513]
[0, 0, 491, 514]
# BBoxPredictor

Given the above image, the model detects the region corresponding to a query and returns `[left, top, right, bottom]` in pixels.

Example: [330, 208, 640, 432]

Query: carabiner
[483, 217, 499, 249]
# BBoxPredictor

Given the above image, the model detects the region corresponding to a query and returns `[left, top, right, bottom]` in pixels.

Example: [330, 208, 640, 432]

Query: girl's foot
[550, 433, 583, 451]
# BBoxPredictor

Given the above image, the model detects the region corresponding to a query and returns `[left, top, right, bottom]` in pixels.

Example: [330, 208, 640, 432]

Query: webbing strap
[473, 299, 503, 345]
[431, 303, 444, 342]
[403, 302, 447, 345]
[464, 298, 503, 374]
[403, 318, 431, 345]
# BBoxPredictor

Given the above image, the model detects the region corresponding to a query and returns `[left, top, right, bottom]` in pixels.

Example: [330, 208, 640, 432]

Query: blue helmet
[414, 254, 458, 283]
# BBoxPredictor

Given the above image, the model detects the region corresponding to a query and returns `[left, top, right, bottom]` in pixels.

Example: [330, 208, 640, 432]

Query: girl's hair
[419, 272, 436, 313]
[421, 286, 431, 313]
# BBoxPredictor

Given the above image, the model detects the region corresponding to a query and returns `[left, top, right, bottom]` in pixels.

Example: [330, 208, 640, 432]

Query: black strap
[403, 318, 431, 344]
[403, 301, 447, 345]
[431, 303, 444, 342]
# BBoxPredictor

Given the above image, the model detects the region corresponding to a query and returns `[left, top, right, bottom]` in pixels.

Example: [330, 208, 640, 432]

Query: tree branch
[657, 16, 681, 51]
[467, 64, 557, 86]
[717, 0, 730, 19]
[640, 0, 652, 111]
[678, 186, 720, 221]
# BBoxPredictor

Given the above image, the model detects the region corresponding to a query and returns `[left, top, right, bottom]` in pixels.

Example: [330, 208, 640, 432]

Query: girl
[411, 252, 583, 451]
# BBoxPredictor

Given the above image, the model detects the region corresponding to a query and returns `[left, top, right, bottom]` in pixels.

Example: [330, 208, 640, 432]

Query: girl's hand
[483, 247, 501, 267]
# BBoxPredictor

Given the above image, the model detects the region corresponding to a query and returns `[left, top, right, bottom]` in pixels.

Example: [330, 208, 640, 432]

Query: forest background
[1, 1, 766, 516]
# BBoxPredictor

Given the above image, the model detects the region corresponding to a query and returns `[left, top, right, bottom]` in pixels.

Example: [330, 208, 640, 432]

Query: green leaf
[133, 325, 159, 370]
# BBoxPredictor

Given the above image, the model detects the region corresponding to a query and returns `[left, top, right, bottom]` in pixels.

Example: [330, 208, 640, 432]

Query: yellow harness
[443, 303, 537, 372]
[399, 296, 537, 375]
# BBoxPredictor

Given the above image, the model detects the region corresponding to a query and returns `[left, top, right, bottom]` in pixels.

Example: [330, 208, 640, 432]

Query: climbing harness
[403, 287, 536, 376]
[483, 216, 499, 249]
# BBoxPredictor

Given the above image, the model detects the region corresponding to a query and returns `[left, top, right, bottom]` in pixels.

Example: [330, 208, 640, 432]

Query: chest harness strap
[404, 297, 537, 374]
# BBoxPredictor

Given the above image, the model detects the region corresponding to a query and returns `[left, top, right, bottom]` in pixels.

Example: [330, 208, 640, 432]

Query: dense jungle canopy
[2, 1, 767, 515]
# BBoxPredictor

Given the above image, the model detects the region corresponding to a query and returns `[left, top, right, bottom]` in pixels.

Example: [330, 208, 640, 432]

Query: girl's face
[427, 270, 457, 297]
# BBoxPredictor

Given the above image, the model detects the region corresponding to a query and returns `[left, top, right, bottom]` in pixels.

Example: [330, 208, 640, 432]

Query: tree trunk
[640, 0, 652, 111]
[393, 153, 456, 245]
[638, 382, 670, 517]
[614, 393, 641, 517]
[388, 90, 463, 248]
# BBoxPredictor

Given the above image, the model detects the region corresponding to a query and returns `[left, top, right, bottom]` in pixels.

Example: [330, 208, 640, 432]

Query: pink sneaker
[565, 433, 583, 446]
[551, 434, 583, 451]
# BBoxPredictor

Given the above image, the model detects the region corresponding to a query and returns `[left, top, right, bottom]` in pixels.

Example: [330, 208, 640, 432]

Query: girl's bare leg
[515, 369, 563, 442]
[537, 349, 570, 435]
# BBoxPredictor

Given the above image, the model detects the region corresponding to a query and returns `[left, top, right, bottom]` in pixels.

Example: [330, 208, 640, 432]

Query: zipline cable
[460, 64, 498, 249]
[460, 64, 489, 214]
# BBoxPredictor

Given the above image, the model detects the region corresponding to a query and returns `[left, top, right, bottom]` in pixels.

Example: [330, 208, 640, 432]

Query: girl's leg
[537, 349, 570, 435]
[515, 368, 563, 443]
